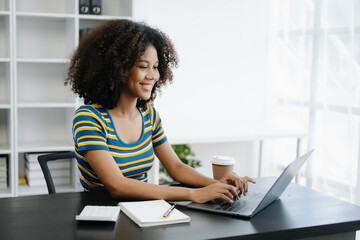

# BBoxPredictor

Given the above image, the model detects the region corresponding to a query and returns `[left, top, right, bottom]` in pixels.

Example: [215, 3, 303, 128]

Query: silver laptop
[178, 149, 314, 218]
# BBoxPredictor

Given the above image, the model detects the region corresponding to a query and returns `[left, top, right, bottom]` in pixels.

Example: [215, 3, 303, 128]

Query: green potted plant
[159, 144, 201, 185]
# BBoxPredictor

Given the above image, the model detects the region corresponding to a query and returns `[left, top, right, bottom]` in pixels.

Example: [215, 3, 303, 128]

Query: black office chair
[37, 151, 75, 194]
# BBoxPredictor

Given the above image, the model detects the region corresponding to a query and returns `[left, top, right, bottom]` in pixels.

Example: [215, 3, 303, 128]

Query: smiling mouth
[140, 83, 153, 91]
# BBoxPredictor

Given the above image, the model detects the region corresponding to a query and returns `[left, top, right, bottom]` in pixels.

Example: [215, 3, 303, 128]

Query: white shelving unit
[0, 0, 133, 197]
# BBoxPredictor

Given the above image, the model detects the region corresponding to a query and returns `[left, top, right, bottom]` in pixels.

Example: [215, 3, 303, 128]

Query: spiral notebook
[118, 200, 190, 227]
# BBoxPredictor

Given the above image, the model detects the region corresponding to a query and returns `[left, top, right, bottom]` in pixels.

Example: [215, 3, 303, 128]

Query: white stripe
[110, 141, 152, 157]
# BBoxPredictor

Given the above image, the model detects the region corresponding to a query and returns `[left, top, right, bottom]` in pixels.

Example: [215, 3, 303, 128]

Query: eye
[138, 65, 147, 70]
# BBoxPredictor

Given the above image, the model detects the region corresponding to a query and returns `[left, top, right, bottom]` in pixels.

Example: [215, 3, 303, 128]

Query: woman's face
[125, 44, 160, 101]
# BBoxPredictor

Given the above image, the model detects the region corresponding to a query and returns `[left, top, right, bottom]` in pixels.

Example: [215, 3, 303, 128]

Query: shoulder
[73, 104, 109, 125]
[75, 104, 106, 117]
[140, 103, 160, 120]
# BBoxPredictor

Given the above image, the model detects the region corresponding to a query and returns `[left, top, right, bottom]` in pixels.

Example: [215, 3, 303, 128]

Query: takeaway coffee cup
[211, 155, 236, 180]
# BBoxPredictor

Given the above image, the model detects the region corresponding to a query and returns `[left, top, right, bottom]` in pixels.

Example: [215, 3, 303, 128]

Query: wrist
[187, 188, 197, 202]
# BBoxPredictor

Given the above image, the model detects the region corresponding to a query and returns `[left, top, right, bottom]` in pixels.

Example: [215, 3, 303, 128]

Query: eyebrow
[137, 60, 159, 64]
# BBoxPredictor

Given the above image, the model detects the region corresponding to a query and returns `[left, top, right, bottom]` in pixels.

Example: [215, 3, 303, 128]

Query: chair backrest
[37, 151, 75, 194]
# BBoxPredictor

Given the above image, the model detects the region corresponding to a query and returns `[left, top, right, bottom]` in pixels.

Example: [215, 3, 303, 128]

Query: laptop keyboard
[214, 191, 265, 213]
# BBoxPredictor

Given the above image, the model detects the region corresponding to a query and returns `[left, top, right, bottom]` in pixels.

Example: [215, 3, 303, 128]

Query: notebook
[118, 199, 190, 227]
[177, 149, 314, 218]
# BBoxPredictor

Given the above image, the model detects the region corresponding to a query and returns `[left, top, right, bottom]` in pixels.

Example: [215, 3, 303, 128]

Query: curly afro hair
[65, 19, 178, 109]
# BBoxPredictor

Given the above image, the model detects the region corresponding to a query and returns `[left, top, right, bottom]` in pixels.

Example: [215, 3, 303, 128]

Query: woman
[65, 19, 255, 204]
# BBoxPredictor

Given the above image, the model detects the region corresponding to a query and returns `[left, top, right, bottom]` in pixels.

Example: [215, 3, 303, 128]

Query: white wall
[133, 0, 270, 178]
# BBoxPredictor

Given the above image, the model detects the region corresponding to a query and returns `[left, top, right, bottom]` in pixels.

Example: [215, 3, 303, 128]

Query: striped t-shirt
[72, 103, 167, 191]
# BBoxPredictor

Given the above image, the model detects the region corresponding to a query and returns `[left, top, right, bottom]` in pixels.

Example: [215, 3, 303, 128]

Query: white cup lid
[211, 155, 235, 165]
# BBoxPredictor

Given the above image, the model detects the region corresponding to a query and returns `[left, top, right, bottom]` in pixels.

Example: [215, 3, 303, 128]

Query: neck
[110, 95, 138, 118]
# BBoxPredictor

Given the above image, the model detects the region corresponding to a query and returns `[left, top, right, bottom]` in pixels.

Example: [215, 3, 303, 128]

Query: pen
[162, 204, 176, 218]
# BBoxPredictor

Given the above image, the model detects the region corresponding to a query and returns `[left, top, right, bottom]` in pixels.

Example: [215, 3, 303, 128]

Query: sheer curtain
[266, 0, 360, 204]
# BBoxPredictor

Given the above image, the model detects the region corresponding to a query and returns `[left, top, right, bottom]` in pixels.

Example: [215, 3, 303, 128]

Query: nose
[146, 68, 159, 80]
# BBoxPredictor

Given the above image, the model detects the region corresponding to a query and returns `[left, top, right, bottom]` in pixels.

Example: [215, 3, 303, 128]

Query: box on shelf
[79, 0, 102, 15]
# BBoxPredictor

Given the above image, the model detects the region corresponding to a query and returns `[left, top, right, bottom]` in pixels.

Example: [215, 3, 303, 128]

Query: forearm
[107, 176, 194, 201]
[169, 163, 217, 187]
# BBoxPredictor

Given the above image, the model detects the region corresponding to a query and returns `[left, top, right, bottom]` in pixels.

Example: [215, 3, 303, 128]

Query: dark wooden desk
[1, 177, 360, 240]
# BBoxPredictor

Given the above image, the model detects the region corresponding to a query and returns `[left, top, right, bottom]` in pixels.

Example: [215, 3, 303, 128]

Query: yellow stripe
[74, 126, 101, 136]
[77, 163, 98, 179]
[108, 135, 151, 151]
[153, 128, 164, 138]
[154, 110, 160, 131]
[144, 119, 151, 125]
[74, 110, 113, 133]
[144, 126, 152, 134]
[80, 175, 103, 187]
[78, 135, 106, 142]
[123, 162, 154, 175]
[78, 141, 108, 147]
[75, 150, 87, 162]
[73, 120, 102, 130]
[111, 142, 152, 157]
[153, 134, 166, 144]
[108, 135, 118, 140]
[150, 105, 154, 129]
[73, 111, 107, 131]
[116, 154, 154, 167]
[143, 104, 149, 116]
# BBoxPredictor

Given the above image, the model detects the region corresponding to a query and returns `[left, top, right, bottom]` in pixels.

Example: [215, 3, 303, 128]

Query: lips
[140, 83, 153, 91]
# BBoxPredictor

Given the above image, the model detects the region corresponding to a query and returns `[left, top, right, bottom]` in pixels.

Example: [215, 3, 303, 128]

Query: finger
[233, 175, 242, 193]
[244, 176, 256, 184]
[223, 189, 235, 201]
[225, 184, 239, 201]
[219, 192, 234, 204]
[217, 183, 238, 201]
[242, 179, 249, 196]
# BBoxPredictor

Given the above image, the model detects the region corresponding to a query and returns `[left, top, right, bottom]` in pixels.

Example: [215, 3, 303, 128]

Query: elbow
[104, 179, 126, 199]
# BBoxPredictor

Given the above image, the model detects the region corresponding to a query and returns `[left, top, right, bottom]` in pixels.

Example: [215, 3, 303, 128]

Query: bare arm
[85, 149, 238, 203]
[154, 141, 216, 187]
[155, 141, 256, 198]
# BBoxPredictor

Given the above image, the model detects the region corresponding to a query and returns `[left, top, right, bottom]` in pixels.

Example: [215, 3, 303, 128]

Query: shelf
[16, 58, 70, 63]
[17, 102, 76, 108]
[17, 141, 74, 153]
[0, 144, 11, 154]
[0, 104, 10, 109]
[0, 11, 9, 15]
[0, 58, 10, 62]
[16, 11, 75, 19]
[79, 14, 131, 20]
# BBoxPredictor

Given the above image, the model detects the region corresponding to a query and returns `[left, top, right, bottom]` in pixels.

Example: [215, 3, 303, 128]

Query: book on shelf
[24, 152, 72, 188]
[25, 160, 71, 171]
[118, 200, 191, 227]
[25, 167, 70, 179]
[25, 175, 71, 187]
[0, 156, 8, 190]
[24, 153, 49, 163]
